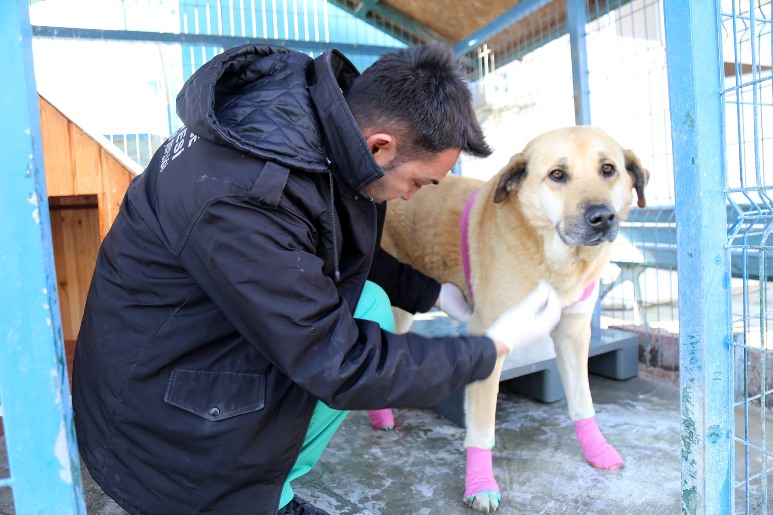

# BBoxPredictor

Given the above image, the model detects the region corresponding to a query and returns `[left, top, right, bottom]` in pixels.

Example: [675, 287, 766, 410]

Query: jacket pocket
[164, 369, 265, 421]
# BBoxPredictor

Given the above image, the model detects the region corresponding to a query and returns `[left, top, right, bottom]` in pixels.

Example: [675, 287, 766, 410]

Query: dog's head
[492, 126, 649, 247]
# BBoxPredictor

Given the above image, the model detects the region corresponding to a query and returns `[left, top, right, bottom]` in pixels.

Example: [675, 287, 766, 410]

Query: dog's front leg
[552, 313, 623, 469]
[462, 355, 505, 512]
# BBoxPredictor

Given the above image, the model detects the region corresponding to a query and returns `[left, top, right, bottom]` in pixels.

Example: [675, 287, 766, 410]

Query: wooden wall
[49, 196, 101, 342]
[40, 95, 135, 239]
[39, 95, 138, 349]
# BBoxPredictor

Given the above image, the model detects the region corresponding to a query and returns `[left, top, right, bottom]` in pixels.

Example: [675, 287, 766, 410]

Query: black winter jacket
[72, 44, 496, 514]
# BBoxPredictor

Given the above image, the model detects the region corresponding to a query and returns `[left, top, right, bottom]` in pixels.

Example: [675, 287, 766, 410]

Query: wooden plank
[97, 148, 130, 238]
[389, 0, 518, 41]
[39, 97, 75, 196]
[49, 197, 100, 342]
[69, 118, 102, 195]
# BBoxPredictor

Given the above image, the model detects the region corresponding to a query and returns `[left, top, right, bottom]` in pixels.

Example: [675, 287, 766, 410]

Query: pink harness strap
[461, 190, 478, 303]
[460, 189, 596, 306]
[576, 281, 596, 303]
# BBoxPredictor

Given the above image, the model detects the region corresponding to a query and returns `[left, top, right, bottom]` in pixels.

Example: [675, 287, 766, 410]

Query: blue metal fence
[720, 1, 773, 512]
[663, 2, 734, 512]
[0, 1, 86, 512]
[12, 0, 772, 512]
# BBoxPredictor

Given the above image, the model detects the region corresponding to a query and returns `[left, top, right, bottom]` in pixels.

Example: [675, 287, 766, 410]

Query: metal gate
[0, 0, 86, 512]
[665, 1, 772, 513]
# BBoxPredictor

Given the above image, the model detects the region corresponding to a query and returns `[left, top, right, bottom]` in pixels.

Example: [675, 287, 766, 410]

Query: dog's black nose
[584, 204, 615, 231]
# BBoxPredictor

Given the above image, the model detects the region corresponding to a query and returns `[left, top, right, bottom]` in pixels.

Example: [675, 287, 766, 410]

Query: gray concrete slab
[293, 367, 681, 515]
[0, 369, 681, 515]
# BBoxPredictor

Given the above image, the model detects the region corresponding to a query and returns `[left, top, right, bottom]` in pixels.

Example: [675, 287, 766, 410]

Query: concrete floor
[294, 368, 681, 515]
[0, 308, 709, 514]
[0, 367, 681, 515]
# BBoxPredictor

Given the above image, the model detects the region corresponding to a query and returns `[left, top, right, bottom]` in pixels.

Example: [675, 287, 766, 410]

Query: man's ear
[364, 132, 396, 167]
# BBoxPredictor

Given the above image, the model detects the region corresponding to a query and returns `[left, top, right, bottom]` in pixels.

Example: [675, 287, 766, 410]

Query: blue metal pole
[566, 0, 591, 126]
[0, 1, 86, 512]
[663, 1, 733, 513]
[31, 25, 397, 57]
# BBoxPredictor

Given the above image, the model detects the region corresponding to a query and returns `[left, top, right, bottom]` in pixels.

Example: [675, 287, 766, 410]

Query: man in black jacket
[72, 42, 560, 514]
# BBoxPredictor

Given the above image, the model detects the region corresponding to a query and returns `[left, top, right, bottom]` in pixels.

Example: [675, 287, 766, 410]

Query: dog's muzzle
[558, 203, 620, 246]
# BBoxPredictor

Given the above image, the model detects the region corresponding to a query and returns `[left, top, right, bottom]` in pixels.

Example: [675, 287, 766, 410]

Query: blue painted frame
[31, 25, 396, 57]
[566, 0, 591, 126]
[0, 1, 85, 512]
[663, 1, 733, 512]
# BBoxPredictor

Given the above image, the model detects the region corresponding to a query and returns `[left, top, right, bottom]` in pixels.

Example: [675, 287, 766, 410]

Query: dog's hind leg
[366, 307, 416, 431]
[367, 409, 395, 431]
[552, 312, 623, 470]
[462, 356, 505, 512]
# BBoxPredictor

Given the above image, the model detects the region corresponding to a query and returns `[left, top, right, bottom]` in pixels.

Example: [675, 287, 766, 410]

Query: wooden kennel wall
[39, 95, 141, 368]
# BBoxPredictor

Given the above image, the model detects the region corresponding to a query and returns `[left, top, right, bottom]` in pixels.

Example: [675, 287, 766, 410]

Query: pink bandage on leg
[574, 416, 623, 469]
[367, 409, 394, 430]
[464, 447, 500, 498]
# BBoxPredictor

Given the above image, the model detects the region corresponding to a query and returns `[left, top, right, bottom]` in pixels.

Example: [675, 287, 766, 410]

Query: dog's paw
[585, 442, 623, 470]
[464, 447, 500, 511]
[574, 416, 624, 469]
[367, 409, 395, 431]
[464, 490, 501, 513]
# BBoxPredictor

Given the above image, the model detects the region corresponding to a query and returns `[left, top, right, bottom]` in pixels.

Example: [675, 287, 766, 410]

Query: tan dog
[380, 126, 649, 512]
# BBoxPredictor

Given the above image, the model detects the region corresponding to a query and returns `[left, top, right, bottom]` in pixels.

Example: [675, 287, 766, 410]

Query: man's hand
[486, 281, 561, 356]
[435, 283, 473, 322]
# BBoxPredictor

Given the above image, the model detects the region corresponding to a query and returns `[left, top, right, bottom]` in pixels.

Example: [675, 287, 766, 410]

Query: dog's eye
[549, 169, 565, 181]
[601, 163, 616, 177]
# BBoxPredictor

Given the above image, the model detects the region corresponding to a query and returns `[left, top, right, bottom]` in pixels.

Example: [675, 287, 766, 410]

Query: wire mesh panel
[454, 0, 576, 180]
[722, 1, 773, 511]
[583, 0, 681, 369]
[452, 0, 680, 370]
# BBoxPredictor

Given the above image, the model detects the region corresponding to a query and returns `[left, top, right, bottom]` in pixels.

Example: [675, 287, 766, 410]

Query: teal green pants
[278, 281, 394, 509]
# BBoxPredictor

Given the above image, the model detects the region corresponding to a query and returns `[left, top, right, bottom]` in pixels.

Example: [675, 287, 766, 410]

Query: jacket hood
[175, 44, 384, 192]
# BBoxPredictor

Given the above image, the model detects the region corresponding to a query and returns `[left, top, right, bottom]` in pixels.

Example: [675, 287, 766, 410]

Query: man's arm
[178, 198, 495, 410]
[367, 246, 441, 314]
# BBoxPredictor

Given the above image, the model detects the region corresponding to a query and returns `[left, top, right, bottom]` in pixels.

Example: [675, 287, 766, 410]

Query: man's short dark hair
[345, 42, 492, 161]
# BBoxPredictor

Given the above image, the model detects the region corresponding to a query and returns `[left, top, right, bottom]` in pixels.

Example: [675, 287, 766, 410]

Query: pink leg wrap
[367, 409, 395, 430]
[464, 447, 500, 498]
[574, 417, 623, 469]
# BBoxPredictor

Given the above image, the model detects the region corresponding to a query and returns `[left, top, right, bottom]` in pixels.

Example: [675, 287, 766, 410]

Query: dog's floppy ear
[624, 149, 650, 208]
[493, 153, 528, 203]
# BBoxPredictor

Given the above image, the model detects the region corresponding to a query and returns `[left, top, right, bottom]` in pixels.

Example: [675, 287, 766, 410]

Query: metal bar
[0, 1, 86, 513]
[452, 0, 552, 55]
[663, 1, 733, 513]
[31, 25, 395, 57]
[327, 0, 448, 46]
[566, 0, 591, 125]
[354, 0, 379, 19]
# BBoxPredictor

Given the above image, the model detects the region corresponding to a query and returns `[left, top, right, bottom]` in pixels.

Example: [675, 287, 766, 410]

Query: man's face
[362, 147, 461, 203]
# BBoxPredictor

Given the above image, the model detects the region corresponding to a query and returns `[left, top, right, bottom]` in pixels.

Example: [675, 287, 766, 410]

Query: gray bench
[411, 311, 639, 428]
[601, 204, 773, 322]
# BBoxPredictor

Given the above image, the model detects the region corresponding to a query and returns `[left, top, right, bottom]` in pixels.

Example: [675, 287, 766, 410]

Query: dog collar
[576, 282, 596, 303]
[461, 190, 478, 303]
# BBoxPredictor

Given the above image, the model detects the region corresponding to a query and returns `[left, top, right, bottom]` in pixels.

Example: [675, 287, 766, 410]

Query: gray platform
[410, 310, 639, 428]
